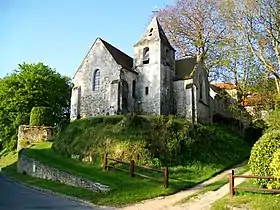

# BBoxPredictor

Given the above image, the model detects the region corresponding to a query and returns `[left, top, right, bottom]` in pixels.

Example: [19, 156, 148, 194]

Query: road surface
[0, 174, 104, 210]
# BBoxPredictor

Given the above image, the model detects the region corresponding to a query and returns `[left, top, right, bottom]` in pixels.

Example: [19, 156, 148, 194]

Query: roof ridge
[99, 38, 133, 60]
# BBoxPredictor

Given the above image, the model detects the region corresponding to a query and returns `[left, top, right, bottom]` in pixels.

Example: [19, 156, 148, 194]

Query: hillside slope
[53, 115, 250, 167]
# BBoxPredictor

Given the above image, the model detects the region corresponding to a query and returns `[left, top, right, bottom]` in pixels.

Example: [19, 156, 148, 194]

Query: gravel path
[119, 162, 248, 210]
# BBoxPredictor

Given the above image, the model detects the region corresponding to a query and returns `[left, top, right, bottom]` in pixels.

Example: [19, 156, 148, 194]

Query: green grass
[1, 141, 249, 207]
[175, 163, 250, 205]
[211, 179, 280, 210]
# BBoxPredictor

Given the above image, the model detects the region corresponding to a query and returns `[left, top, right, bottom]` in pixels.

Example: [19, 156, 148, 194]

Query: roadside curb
[0, 172, 114, 210]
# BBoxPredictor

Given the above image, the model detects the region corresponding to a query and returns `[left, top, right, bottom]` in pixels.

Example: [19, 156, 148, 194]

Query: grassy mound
[53, 115, 250, 167]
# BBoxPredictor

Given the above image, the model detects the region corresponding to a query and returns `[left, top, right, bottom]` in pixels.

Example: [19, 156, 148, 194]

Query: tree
[0, 62, 72, 150]
[156, 0, 227, 81]
[223, 0, 280, 93]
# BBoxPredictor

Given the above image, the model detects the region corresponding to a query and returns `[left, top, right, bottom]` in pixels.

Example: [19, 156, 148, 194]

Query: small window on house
[93, 69, 100, 90]
[145, 86, 149, 95]
[132, 80, 136, 98]
[143, 47, 150, 64]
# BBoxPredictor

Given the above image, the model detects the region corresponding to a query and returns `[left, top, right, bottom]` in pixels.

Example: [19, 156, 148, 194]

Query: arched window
[143, 47, 150, 64]
[93, 69, 100, 90]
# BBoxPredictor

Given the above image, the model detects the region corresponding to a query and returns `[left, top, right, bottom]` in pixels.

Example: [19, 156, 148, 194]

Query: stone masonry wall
[71, 38, 120, 119]
[17, 125, 54, 151]
[17, 151, 110, 193]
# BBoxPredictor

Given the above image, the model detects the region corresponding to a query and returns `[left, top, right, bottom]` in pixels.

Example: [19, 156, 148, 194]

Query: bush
[244, 119, 267, 146]
[249, 130, 280, 187]
[13, 113, 30, 127]
[30, 107, 54, 126]
[267, 149, 280, 189]
[266, 109, 280, 131]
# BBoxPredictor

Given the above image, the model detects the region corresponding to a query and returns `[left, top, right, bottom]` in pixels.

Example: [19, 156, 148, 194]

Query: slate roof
[100, 38, 134, 71]
[174, 57, 197, 80]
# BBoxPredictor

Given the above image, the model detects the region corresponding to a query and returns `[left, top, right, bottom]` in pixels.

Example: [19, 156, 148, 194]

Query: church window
[199, 75, 203, 100]
[93, 69, 100, 90]
[132, 80, 136, 98]
[149, 28, 153, 36]
[166, 49, 170, 67]
[143, 47, 150, 64]
[145, 86, 149, 95]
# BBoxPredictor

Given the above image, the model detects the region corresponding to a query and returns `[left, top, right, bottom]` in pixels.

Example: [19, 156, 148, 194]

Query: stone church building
[70, 17, 211, 123]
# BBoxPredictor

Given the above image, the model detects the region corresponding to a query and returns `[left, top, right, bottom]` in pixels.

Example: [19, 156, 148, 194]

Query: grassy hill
[53, 114, 250, 167]
[0, 115, 252, 206]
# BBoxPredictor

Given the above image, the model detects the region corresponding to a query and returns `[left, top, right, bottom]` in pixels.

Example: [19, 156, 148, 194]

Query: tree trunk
[274, 77, 280, 94]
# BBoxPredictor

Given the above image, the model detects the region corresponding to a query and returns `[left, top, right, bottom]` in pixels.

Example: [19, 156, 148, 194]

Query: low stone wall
[17, 125, 55, 151]
[17, 150, 110, 193]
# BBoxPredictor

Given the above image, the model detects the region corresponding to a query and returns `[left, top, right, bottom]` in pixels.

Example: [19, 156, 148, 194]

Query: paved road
[0, 174, 104, 210]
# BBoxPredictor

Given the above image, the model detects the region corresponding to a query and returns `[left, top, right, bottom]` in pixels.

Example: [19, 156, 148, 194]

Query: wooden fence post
[130, 160, 135, 177]
[164, 167, 169, 188]
[103, 154, 108, 171]
[229, 170, 235, 197]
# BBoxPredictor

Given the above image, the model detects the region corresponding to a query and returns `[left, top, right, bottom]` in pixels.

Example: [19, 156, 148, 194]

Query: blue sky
[0, 0, 173, 78]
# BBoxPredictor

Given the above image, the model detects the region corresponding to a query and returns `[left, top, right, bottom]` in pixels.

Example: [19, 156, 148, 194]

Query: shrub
[13, 113, 30, 127]
[244, 119, 267, 146]
[266, 109, 280, 131]
[30, 107, 53, 126]
[249, 130, 280, 187]
[267, 149, 280, 190]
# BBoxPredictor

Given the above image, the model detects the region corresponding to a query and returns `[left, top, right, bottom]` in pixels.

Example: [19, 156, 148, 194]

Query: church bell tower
[133, 17, 176, 115]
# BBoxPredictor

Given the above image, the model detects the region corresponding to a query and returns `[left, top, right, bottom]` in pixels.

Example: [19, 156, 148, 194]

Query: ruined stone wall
[71, 38, 120, 119]
[17, 125, 54, 151]
[17, 151, 110, 193]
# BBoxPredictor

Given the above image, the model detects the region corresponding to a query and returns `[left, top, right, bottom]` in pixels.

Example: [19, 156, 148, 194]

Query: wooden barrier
[103, 154, 169, 188]
[229, 170, 280, 197]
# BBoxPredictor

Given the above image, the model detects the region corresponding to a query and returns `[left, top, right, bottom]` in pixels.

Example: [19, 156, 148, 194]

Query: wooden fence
[229, 170, 280, 197]
[103, 154, 169, 188]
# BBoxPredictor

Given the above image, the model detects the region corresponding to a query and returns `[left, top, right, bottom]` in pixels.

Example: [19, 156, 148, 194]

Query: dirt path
[171, 171, 249, 210]
[119, 162, 248, 210]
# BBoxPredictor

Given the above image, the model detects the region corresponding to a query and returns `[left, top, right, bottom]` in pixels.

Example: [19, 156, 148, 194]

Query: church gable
[74, 38, 120, 82]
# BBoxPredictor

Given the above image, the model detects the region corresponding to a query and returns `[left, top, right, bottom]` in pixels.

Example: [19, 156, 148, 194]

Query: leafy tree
[222, 0, 280, 94]
[0, 62, 72, 150]
[156, 0, 227, 81]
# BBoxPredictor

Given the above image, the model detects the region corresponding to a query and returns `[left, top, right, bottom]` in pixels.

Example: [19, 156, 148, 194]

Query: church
[70, 17, 211, 123]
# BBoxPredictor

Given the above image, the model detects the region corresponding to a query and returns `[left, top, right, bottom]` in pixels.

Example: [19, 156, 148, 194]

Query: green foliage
[53, 115, 250, 167]
[244, 119, 267, 146]
[267, 149, 280, 190]
[249, 130, 280, 187]
[0, 62, 72, 150]
[30, 107, 53, 126]
[266, 109, 280, 131]
[13, 112, 30, 127]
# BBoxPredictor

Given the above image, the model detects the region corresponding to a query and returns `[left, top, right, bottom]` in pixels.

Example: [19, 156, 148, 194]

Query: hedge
[30, 106, 53, 126]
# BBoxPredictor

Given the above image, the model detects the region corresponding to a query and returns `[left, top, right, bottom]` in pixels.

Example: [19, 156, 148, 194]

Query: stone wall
[17, 151, 110, 193]
[17, 125, 55, 151]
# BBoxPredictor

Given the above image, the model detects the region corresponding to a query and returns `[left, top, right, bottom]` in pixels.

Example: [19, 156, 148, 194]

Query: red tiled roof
[213, 82, 236, 90]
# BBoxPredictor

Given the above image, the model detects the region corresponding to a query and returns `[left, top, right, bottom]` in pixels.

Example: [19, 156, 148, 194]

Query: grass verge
[175, 163, 249, 205]
[211, 179, 280, 210]
[1, 141, 249, 207]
